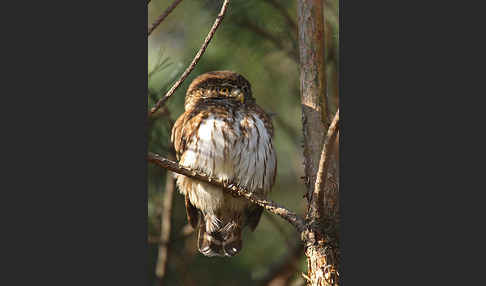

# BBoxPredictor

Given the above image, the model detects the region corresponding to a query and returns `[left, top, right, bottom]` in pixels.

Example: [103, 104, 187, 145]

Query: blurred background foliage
[148, 0, 339, 285]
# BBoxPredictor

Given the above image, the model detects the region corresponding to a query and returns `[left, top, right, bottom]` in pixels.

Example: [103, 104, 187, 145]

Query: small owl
[171, 71, 277, 257]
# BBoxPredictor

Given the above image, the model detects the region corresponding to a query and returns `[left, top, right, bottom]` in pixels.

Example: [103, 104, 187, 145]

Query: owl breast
[173, 107, 276, 213]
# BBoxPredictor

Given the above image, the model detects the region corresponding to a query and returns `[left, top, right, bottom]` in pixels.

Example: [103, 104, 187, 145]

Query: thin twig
[148, 0, 184, 37]
[307, 110, 339, 223]
[155, 152, 176, 281]
[147, 152, 306, 232]
[149, 0, 231, 116]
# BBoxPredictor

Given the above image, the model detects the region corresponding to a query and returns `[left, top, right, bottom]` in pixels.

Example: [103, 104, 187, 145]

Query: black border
[6, 0, 149, 284]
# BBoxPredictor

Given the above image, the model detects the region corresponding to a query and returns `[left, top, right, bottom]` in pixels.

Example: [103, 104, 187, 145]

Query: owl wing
[234, 103, 277, 193]
[242, 103, 277, 231]
[171, 108, 209, 228]
[171, 108, 206, 161]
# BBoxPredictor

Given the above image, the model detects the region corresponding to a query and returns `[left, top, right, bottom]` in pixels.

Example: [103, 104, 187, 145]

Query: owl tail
[197, 215, 242, 257]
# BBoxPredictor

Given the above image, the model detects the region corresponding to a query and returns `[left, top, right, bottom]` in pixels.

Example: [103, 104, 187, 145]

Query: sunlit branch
[148, 0, 184, 37]
[147, 152, 306, 232]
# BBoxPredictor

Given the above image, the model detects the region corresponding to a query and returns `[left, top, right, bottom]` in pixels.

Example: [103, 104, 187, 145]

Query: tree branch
[307, 109, 339, 223]
[149, 0, 231, 116]
[148, 0, 184, 37]
[147, 152, 306, 232]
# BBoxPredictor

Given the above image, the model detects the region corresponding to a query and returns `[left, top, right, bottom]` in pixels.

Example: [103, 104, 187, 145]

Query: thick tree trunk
[297, 0, 339, 285]
[298, 0, 328, 200]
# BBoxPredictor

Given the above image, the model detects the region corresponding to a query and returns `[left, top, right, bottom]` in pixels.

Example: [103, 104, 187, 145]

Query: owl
[171, 71, 277, 257]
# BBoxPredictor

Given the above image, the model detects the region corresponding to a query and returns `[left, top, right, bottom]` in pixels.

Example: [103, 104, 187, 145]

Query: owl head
[185, 71, 254, 110]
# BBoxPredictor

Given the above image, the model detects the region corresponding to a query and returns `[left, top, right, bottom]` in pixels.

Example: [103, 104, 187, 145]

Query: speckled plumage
[171, 71, 277, 257]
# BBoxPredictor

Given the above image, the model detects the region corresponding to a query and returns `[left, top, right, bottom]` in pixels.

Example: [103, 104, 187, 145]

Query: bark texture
[298, 0, 328, 201]
[297, 0, 339, 285]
